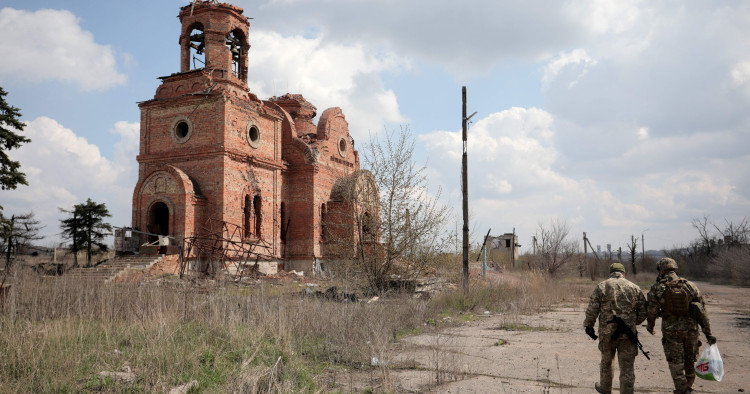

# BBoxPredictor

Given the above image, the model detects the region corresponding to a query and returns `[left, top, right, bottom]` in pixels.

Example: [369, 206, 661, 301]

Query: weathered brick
[131, 1, 369, 273]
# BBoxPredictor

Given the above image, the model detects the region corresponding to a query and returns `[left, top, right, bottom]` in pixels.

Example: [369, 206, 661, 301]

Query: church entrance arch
[148, 201, 170, 242]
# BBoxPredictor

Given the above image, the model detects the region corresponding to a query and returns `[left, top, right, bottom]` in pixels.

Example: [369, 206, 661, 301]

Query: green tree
[60, 199, 112, 267]
[0, 86, 30, 192]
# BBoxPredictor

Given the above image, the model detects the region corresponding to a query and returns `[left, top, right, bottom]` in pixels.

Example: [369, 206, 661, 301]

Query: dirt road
[382, 282, 750, 393]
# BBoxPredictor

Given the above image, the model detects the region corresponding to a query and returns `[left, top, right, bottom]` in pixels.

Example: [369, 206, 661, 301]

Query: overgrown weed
[429, 270, 589, 316]
[1, 266, 592, 391]
[0, 269, 424, 392]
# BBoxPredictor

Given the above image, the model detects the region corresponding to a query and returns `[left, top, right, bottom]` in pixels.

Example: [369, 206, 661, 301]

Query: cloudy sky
[0, 0, 748, 253]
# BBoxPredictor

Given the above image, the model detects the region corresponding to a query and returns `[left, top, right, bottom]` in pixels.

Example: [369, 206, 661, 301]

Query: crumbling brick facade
[131, 1, 375, 272]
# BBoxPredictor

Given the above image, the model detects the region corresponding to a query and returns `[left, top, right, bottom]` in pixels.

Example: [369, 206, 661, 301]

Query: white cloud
[542, 49, 598, 87]
[421, 104, 750, 250]
[564, 0, 644, 35]
[0, 117, 139, 242]
[422, 107, 567, 200]
[485, 174, 512, 195]
[247, 30, 406, 139]
[730, 61, 750, 95]
[544, 2, 750, 139]
[243, 0, 597, 75]
[0, 8, 126, 91]
[731, 61, 750, 83]
[637, 127, 649, 140]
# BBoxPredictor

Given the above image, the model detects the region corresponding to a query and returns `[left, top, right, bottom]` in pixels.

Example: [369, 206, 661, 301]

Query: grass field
[0, 263, 599, 392]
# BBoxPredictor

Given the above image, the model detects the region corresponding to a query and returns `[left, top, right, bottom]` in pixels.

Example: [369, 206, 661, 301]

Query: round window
[175, 122, 189, 138]
[338, 137, 348, 157]
[246, 125, 260, 148]
[171, 116, 193, 144]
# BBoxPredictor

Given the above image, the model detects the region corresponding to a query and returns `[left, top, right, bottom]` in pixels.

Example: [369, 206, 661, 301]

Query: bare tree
[713, 217, 749, 246]
[351, 126, 451, 291]
[626, 235, 638, 275]
[531, 218, 579, 275]
[691, 214, 714, 256]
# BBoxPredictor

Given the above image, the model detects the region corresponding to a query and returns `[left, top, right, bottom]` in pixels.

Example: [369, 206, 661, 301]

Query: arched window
[280, 202, 287, 242]
[243, 195, 252, 237]
[225, 28, 247, 80]
[188, 24, 205, 70]
[253, 195, 262, 238]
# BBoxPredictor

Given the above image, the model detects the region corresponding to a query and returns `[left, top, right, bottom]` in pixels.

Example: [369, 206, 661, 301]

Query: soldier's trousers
[662, 329, 700, 393]
[599, 333, 638, 394]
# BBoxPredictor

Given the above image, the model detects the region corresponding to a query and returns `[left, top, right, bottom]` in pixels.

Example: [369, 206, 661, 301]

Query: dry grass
[429, 270, 590, 317]
[1, 263, 597, 392]
[0, 268, 426, 392]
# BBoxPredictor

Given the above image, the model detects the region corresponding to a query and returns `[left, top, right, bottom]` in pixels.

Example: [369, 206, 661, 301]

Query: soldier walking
[584, 263, 647, 394]
[646, 257, 716, 394]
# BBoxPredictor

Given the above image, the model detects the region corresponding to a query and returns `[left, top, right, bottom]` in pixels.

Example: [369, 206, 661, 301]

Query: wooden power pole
[461, 87, 476, 295]
[583, 232, 589, 279]
[462, 86, 469, 295]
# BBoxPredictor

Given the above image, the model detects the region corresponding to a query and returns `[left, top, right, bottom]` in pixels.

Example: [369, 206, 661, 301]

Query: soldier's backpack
[662, 279, 690, 316]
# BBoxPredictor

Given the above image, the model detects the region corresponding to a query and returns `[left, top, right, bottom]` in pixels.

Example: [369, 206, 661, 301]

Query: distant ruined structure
[485, 233, 520, 267]
[130, 1, 376, 273]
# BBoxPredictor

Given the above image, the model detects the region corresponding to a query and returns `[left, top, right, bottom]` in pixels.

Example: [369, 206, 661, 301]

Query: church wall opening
[148, 201, 170, 242]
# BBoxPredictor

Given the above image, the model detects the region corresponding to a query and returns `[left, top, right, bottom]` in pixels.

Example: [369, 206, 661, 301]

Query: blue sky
[1, 0, 749, 253]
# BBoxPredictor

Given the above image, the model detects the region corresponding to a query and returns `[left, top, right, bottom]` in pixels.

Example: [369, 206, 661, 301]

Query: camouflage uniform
[647, 258, 713, 394]
[584, 264, 647, 394]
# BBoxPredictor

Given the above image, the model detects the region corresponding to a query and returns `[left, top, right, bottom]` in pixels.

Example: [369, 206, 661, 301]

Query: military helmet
[657, 257, 678, 272]
[609, 263, 625, 273]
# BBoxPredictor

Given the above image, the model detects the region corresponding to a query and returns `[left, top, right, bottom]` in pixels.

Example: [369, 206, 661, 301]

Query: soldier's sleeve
[635, 288, 647, 325]
[583, 285, 602, 328]
[646, 284, 661, 328]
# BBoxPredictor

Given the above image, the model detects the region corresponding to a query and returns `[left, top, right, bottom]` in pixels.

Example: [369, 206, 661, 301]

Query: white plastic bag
[695, 344, 724, 381]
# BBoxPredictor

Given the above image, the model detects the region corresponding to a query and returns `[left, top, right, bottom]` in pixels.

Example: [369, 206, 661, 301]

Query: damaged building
[130, 1, 376, 273]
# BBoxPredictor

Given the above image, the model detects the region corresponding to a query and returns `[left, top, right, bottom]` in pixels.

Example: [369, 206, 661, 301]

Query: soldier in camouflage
[646, 257, 716, 394]
[584, 263, 647, 394]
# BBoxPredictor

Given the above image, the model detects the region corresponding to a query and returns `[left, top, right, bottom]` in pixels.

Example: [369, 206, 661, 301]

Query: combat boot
[595, 382, 611, 394]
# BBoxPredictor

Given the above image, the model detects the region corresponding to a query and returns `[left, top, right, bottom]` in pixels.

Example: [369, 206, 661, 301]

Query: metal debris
[178, 218, 276, 280]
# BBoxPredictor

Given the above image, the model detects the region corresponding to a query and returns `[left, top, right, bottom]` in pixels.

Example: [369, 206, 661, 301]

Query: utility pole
[583, 232, 589, 280]
[584, 232, 602, 281]
[631, 234, 637, 275]
[511, 227, 516, 268]
[461, 86, 476, 295]
[462, 86, 469, 294]
[641, 232, 645, 262]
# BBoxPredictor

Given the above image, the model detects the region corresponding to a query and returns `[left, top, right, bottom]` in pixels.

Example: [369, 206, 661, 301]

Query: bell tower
[178, 1, 250, 85]
[132, 1, 260, 249]
[132, 1, 366, 275]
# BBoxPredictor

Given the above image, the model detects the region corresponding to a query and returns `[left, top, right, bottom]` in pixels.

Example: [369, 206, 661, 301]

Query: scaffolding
[178, 218, 276, 280]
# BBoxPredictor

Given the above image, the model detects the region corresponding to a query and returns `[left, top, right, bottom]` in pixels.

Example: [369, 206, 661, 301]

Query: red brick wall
[132, 2, 367, 272]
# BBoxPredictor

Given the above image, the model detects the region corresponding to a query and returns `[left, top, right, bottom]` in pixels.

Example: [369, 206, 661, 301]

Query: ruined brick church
[131, 1, 376, 272]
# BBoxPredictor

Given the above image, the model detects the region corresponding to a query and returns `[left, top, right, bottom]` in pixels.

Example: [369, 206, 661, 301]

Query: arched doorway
[148, 202, 170, 242]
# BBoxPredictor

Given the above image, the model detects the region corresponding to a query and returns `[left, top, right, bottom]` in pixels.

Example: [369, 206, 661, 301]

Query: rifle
[607, 315, 650, 360]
